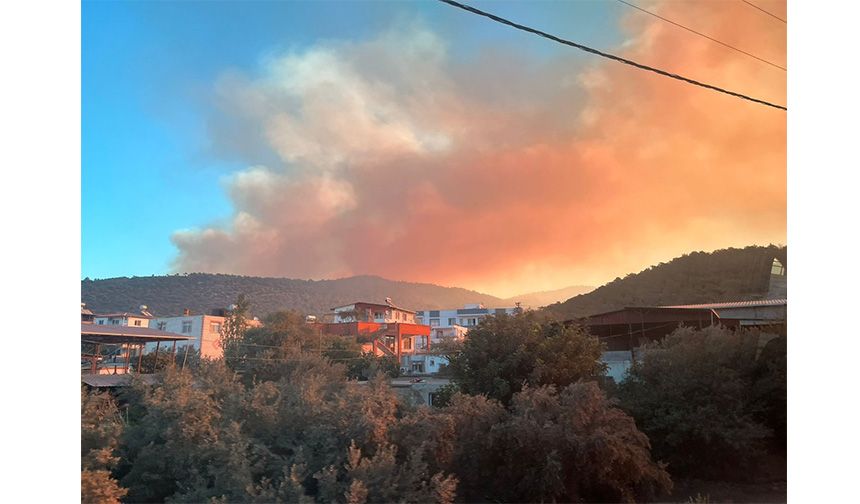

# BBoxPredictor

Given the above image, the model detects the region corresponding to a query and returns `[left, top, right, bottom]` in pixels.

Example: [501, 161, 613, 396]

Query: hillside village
[82, 246, 786, 402]
[81, 247, 789, 503]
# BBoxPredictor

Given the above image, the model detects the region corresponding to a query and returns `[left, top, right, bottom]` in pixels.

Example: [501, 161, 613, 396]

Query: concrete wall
[401, 354, 450, 375]
[415, 306, 518, 329]
[334, 304, 416, 324]
[148, 315, 226, 359]
[94, 316, 150, 328]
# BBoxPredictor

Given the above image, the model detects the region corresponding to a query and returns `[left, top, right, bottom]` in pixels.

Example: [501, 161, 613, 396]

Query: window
[430, 318, 439, 327]
[403, 337, 412, 350]
[98, 320, 104, 325]
[133, 320, 141, 326]
[374, 311, 383, 319]
[416, 316, 423, 324]
[210, 322, 222, 334]
[111, 319, 119, 325]
[157, 322, 167, 331]
[459, 318, 466, 325]
[182, 320, 193, 333]
[448, 318, 456, 325]
[436, 330, 444, 338]
[469, 318, 477, 326]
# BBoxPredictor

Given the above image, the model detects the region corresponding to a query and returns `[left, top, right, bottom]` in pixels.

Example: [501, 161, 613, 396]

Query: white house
[148, 310, 227, 359]
[93, 305, 153, 328]
[414, 303, 520, 332]
[331, 300, 417, 324]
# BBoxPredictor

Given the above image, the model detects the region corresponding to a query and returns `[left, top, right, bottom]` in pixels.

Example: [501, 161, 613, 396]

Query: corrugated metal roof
[82, 323, 191, 341]
[660, 299, 786, 309]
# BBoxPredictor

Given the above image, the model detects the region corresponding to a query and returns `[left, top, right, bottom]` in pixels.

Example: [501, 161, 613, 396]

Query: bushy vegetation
[81, 387, 127, 504]
[544, 245, 786, 320]
[398, 384, 672, 503]
[82, 302, 785, 502]
[83, 309, 676, 503]
[84, 364, 671, 503]
[616, 326, 787, 480]
[222, 307, 399, 385]
[448, 312, 607, 405]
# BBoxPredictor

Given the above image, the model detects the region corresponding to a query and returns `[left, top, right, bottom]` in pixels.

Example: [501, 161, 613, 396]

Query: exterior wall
[714, 305, 787, 324]
[147, 315, 226, 359]
[333, 303, 416, 324]
[429, 325, 468, 343]
[401, 354, 450, 375]
[315, 321, 434, 370]
[199, 315, 226, 359]
[601, 351, 635, 383]
[388, 378, 452, 406]
[415, 305, 519, 330]
[767, 258, 787, 299]
[94, 315, 151, 328]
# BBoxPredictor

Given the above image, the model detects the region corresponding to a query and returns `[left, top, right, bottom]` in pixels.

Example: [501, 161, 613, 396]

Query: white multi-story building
[415, 303, 521, 342]
[331, 300, 417, 324]
[406, 304, 521, 375]
[149, 310, 227, 359]
[149, 308, 263, 359]
[93, 305, 153, 328]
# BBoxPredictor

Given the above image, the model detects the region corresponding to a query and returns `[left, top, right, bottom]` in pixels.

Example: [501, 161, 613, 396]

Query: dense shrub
[81, 387, 127, 503]
[449, 312, 606, 404]
[393, 383, 671, 503]
[616, 326, 785, 480]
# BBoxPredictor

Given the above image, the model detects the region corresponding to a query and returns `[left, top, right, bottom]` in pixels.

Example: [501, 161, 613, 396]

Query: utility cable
[436, 0, 786, 111]
[615, 0, 785, 71]
[741, 0, 787, 24]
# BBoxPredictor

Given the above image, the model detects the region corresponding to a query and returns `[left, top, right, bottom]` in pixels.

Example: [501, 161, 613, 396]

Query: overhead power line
[436, 0, 786, 111]
[615, 0, 785, 71]
[741, 0, 787, 24]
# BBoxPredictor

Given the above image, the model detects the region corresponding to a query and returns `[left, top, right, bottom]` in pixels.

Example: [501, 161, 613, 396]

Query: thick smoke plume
[172, 1, 786, 296]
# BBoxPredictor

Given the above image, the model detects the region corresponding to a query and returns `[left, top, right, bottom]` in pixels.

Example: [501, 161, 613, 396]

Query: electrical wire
[615, 0, 785, 71]
[436, 0, 786, 111]
[740, 0, 787, 24]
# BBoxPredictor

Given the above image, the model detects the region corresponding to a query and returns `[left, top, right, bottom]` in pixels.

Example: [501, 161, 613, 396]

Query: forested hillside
[543, 245, 786, 320]
[81, 274, 507, 318]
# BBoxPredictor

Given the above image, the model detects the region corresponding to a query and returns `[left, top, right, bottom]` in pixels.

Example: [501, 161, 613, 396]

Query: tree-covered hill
[81, 274, 508, 318]
[543, 245, 786, 320]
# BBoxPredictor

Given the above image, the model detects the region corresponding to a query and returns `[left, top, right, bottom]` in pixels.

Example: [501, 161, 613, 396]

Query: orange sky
[171, 1, 786, 298]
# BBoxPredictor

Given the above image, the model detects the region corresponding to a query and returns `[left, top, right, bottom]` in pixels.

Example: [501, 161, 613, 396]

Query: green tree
[117, 368, 254, 502]
[315, 442, 457, 504]
[616, 326, 779, 480]
[81, 386, 127, 503]
[228, 310, 352, 384]
[449, 312, 605, 404]
[392, 384, 670, 503]
[221, 293, 251, 367]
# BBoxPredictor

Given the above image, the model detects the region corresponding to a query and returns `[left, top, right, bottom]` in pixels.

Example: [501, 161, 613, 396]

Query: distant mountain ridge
[81, 274, 514, 318]
[502, 285, 594, 308]
[543, 245, 786, 320]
